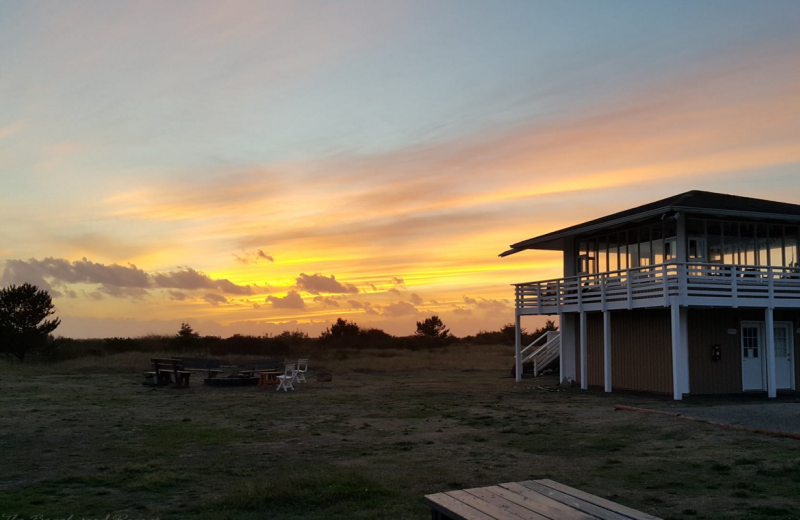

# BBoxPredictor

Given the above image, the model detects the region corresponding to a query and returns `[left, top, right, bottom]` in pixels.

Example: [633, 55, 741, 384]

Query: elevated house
[502, 191, 800, 400]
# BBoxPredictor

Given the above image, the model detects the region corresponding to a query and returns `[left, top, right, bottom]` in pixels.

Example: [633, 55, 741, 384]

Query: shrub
[414, 315, 449, 339]
[319, 318, 360, 342]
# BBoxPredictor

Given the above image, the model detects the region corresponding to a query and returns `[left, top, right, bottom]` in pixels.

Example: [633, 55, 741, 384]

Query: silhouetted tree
[500, 323, 522, 345]
[319, 318, 360, 342]
[173, 322, 200, 351]
[0, 283, 61, 361]
[414, 315, 450, 339]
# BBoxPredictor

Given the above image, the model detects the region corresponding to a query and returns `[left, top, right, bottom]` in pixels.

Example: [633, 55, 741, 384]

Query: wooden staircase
[516, 331, 560, 377]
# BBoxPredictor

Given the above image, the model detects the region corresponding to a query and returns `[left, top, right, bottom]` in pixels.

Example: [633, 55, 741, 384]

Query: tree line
[0, 283, 557, 362]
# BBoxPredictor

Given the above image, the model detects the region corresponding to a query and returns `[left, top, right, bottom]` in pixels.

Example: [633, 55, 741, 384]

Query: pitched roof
[501, 190, 800, 256]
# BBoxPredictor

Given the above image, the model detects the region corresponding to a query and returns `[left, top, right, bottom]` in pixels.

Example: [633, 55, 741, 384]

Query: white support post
[603, 311, 612, 393]
[558, 313, 564, 383]
[580, 311, 588, 390]
[514, 313, 522, 383]
[670, 302, 683, 401]
[765, 308, 777, 398]
[680, 306, 690, 395]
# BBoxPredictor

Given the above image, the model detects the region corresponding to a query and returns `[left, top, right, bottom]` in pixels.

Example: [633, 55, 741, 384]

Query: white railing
[515, 262, 800, 314]
[515, 331, 560, 378]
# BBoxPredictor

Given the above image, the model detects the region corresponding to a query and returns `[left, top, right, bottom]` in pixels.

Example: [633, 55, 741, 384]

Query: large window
[576, 218, 800, 274]
[576, 221, 677, 275]
[687, 218, 800, 267]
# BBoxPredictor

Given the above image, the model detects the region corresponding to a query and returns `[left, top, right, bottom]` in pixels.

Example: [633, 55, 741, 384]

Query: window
[688, 237, 706, 261]
[578, 254, 595, 275]
[664, 238, 676, 261]
[741, 223, 756, 265]
[742, 326, 760, 358]
[774, 326, 788, 358]
[787, 227, 800, 267]
[639, 227, 651, 267]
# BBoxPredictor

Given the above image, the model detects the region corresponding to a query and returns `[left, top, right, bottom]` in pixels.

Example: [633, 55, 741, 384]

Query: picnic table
[256, 370, 282, 387]
[174, 358, 223, 378]
[147, 358, 192, 388]
[426, 479, 661, 520]
[239, 359, 284, 377]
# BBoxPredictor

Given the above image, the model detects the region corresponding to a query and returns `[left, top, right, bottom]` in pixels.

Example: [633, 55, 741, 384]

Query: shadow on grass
[196, 468, 404, 520]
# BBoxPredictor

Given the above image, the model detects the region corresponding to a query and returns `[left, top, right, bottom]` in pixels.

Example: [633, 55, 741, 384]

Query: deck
[515, 262, 800, 315]
[425, 479, 661, 520]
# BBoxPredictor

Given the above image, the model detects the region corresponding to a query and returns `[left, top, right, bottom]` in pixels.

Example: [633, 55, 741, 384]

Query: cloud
[0, 257, 151, 298]
[266, 290, 305, 309]
[392, 277, 405, 288]
[313, 295, 340, 307]
[296, 273, 358, 295]
[475, 298, 511, 314]
[233, 249, 275, 264]
[87, 291, 104, 300]
[2, 257, 150, 288]
[461, 295, 511, 315]
[409, 293, 423, 305]
[203, 293, 228, 306]
[0, 257, 255, 300]
[167, 290, 188, 301]
[388, 288, 401, 296]
[382, 301, 417, 317]
[453, 307, 473, 316]
[99, 286, 149, 300]
[152, 267, 252, 295]
[348, 300, 378, 315]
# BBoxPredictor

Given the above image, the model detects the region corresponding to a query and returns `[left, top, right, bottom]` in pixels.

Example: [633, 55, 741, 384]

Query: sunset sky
[2, 1, 800, 338]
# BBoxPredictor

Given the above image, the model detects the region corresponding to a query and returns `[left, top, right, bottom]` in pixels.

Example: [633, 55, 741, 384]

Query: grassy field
[1, 346, 799, 520]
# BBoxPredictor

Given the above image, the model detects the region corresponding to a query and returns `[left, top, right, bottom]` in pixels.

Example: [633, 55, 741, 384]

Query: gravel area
[665, 403, 800, 435]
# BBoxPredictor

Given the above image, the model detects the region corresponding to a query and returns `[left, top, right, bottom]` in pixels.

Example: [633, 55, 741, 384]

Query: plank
[445, 490, 530, 520]
[508, 482, 630, 520]
[462, 487, 556, 520]
[534, 480, 661, 520]
[484, 485, 597, 520]
[425, 493, 496, 520]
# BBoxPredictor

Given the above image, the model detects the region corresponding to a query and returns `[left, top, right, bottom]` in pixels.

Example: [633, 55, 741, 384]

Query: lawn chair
[276, 364, 297, 392]
[296, 358, 309, 383]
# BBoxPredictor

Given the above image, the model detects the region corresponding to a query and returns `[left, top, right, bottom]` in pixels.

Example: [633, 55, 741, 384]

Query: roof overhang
[500, 206, 800, 257]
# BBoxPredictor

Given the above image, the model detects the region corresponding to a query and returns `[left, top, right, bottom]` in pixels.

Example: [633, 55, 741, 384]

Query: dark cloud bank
[0, 257, 252, 299]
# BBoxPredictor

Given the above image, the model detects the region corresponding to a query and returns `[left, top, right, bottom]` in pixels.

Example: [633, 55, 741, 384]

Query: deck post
[670, 302, 683, 401]
[765, 307, 777, 398]
[603, 310, 611, 393]
[680, 306, 690, 395]
[580, 311, 588, 390]
[514, 313, 522, 383]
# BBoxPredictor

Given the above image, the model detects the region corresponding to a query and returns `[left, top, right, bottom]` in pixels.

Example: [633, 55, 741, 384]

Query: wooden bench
[146, 358, 192, 388]
[239, 359, 284, 376]
[426, 479, 662, 520]
[174, 358, 223, 378]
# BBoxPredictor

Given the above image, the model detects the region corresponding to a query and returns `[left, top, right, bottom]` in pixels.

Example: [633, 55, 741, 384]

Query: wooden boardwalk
[425, 479, 662, 520]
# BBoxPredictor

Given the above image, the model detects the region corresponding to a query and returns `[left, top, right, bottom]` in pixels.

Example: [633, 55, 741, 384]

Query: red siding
[575, 309, 673, 394]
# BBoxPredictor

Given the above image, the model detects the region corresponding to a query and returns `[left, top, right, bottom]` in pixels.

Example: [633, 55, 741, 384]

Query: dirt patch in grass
[1, 356, 799, 519]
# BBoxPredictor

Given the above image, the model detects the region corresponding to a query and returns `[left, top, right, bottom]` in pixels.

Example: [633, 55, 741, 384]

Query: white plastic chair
[296, 358, 309, 383]
[276, 363, 296, 392]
